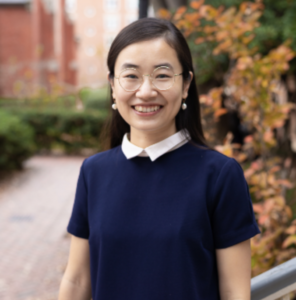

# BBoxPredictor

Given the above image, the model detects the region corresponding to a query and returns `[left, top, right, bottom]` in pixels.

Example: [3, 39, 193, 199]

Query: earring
[112, 103, 117, 110]
[182, 102, 187, 110]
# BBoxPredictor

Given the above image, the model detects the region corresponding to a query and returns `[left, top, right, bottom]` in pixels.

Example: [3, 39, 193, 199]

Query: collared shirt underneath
[121, 129, 191, 161]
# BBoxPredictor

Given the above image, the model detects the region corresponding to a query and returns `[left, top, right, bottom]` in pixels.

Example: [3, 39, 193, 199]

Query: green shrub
[0, 110, 35, 170]
[79, 86, 109, 110]
[3, 108, 108, 154]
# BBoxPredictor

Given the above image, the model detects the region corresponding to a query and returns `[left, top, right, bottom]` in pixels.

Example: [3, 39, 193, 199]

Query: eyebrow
[120, 62, 174, 70]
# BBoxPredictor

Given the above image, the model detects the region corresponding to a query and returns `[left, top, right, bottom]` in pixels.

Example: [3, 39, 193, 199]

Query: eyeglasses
[114, 66, 183, 92]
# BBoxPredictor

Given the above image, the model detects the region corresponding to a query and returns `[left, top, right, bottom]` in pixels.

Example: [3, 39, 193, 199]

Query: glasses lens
[119, 69, 142, 91]
[152, 67, 175, 90]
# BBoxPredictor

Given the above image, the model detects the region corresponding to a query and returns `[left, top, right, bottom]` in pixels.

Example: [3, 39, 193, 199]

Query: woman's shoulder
[82, 145, 123, 171]
[182, 142, 236, 170]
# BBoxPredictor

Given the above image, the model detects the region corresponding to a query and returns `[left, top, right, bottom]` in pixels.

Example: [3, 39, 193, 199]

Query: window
[125, 14, 137, 26]
[85, 47, 97, 57]
[84, 6, 96, 18]
[104, 15, 120, 31]
[65, 0, 76, 20]
[88, 65, 98, 75]
[125, 0, 138, 11]
[85, 27, 97, 37]
[104, 34, 117, 49]
[104, 0, 120, 11]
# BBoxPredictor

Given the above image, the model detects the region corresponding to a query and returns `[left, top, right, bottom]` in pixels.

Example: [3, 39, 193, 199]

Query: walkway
[0, 155, 85, 300]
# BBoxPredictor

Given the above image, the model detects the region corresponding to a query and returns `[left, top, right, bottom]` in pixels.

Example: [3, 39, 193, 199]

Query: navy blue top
[67, 142, 261, 300]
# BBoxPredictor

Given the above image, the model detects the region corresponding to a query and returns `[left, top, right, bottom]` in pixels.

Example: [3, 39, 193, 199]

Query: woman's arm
[215, 239, 251, 300]
[58, 235, 92, 300]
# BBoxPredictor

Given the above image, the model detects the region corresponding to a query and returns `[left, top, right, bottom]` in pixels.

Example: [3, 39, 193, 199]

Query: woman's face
[109, 38, 193, 138]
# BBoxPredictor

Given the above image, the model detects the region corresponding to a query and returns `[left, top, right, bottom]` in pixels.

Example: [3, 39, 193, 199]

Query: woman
[58, 18, 260, 300]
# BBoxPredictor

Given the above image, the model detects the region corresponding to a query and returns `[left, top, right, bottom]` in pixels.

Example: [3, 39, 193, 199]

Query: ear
[182, 71, 193, 99]
[107, 71, 116, 100]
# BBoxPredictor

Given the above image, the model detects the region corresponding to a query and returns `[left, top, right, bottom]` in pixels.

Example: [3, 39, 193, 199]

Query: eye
[124, 74, 139, 79]
[155, 73, 172, 80]
[156, 74, 169, 78]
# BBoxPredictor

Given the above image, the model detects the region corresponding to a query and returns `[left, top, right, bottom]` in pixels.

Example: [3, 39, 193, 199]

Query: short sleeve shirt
[67, 142, 261, 300]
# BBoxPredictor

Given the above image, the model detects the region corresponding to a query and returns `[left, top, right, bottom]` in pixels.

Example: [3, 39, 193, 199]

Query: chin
[131, 123, 164, 133]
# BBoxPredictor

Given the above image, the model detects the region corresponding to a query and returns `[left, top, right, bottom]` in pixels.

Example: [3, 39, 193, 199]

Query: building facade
[73, 0, 139, 88]
[0, 0, 76, 97]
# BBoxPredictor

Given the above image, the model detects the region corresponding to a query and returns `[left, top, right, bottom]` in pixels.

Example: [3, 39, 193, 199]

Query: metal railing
[251, 257, 296, 300]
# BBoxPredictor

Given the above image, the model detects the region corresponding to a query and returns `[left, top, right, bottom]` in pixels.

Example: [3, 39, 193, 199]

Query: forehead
[114, 38, 181, 71]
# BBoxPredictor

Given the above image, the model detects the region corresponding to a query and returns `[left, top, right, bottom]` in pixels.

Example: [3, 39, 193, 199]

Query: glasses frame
[114, 66, 183, 92]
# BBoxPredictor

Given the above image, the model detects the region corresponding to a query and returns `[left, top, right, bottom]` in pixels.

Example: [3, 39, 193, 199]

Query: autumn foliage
[159, 0, 296, 276]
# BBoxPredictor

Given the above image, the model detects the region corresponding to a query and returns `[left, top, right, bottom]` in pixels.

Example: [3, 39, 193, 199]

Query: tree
[159, 0, 296, 276]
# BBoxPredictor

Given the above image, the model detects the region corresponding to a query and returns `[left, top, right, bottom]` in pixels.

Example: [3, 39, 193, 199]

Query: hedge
[2, 108, 108, 155]
[0, 110, 35, 170]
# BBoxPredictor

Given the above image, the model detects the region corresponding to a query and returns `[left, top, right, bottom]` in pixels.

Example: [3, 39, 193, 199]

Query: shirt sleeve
[67, 159, 90, 239]
[212, 158, 261, 249]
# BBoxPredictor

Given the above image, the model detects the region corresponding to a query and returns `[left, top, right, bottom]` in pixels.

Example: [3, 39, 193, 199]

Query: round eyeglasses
[114, 66, 183, 92]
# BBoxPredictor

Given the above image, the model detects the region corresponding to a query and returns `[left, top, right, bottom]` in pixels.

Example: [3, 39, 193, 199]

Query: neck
[130, 125, 177, 148]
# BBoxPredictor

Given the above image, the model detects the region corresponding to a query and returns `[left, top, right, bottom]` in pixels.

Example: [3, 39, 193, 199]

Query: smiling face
[109, 38, 193, 142]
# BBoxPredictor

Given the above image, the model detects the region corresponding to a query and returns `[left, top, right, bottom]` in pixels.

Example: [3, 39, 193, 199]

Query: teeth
[134, 106, 160, 112]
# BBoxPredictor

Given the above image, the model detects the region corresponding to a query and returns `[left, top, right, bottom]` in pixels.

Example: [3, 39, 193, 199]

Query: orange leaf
[214, 108, 228, 118]
[200, 5, 218, 20]
[190, 0, 205, 10]
[269, 166, 280, 173]
[206, 36, 215, 42]
[244, 168, 255, 178]
[244, 135, 253, 143]
[222, 147, 233, 157]
[285, 206, 293, 219]
[253, 203, 263, 213]
[285, 225, 296, 235]
[216, 39, 232, 51]
[195, 37, 206, 44]
[273, 196, 285, 206]
[157, 8, 171, 19]
[272, 120, 285, 128]
[213, 48, 221, 56]
[215, 31, 229, 41]
[173, 6, 187, 20]
[184, 12, 200, 23]
[263, 130, 274, 142]
[276, 179, 294, 189]
[282, 235, 296, 249]
[220, 7, 237, 19]
[203, 25, 217, 34]
[242, 34, 255, 45]
[176, 6, 187, 15]
[237, 56, 253, 70]
[218, 5, 225, 14]
[258, 214, 268, 225]
[236, 153, 247, 162]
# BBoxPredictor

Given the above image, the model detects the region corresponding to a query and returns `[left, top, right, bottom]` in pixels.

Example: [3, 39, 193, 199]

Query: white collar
[121, 130, 190, 161]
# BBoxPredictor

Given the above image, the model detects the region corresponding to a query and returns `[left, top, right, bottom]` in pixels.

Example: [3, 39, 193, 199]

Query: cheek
[166, 89, 183, 108]
[115, 91, 134, 112]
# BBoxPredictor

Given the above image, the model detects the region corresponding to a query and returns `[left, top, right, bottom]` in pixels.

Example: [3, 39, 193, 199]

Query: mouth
[132, 105, 163, 113]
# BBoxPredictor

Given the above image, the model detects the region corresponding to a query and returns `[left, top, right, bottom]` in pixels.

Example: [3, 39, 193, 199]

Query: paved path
[0, 156, 85, 300]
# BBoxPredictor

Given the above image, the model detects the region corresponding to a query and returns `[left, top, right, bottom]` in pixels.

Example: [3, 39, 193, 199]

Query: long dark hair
[101, 18, 211, 150]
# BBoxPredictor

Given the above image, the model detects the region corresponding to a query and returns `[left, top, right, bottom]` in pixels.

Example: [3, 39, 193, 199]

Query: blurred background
[0, 0, 296, 299]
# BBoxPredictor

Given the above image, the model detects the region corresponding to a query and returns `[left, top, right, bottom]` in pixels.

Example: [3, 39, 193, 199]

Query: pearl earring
[112, 103, 117, 110]
[182, 102, 187, 110]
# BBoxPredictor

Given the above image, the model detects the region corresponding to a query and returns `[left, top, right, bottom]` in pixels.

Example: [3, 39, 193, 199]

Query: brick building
[0, 0, 76, 97]
[72, 0, 139, 88]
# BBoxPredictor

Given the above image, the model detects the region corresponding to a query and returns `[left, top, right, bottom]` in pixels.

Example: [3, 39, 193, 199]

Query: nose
[136, 75, 157, 99]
